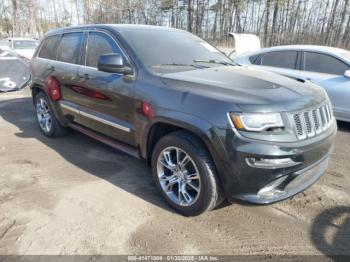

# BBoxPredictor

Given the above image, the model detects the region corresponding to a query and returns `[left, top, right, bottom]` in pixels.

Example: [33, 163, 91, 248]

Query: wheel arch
[31, 83, 68, 127]
[31, 84, 47, 103]
[141, 113, 226, 183]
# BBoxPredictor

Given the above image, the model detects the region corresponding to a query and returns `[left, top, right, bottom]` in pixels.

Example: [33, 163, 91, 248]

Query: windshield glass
[0, 40, 11, 48]
[119, 29, 233, 73]
[13, 40, 39, 50]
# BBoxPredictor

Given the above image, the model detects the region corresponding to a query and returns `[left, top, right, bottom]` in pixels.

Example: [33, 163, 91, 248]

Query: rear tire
[34, 92, 69, 138]
[151, 131, 223, 216]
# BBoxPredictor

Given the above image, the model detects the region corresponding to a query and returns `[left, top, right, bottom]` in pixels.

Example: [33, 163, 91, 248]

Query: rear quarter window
[38, 35, 61, 60]
[249, 54, 260, 64]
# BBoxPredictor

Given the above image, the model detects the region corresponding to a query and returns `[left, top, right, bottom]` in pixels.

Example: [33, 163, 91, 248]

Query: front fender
[137, 110, 228, 182]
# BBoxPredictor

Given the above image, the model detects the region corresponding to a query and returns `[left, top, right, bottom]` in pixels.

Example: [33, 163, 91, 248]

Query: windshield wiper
[154, 63, 209, 69]
[193, 59, 235, 66]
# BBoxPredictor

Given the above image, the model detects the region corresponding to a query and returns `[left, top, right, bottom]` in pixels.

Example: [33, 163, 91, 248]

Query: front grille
[291, 102, 333, 140]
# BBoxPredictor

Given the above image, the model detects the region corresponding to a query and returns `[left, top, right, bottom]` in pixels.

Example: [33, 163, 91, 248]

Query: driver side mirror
[97, 53, 133, 75]
[344, 70, 350, 78]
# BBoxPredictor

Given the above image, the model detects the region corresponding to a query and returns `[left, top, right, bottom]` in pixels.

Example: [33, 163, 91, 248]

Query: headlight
[229, 112, 284, 132]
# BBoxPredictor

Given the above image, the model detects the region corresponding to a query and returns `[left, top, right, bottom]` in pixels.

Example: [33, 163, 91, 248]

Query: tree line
[1, 0, 350, 49]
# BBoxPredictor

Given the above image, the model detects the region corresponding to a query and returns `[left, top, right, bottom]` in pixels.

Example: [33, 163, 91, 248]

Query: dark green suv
[30, 24, 336, 216]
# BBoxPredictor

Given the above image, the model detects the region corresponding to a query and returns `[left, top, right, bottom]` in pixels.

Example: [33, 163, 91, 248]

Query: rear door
[300, 51, 350, 120]
[52, 32, 86, 125]
[75, 31, 136, 146]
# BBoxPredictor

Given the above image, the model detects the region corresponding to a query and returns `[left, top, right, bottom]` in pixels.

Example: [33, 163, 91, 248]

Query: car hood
[0, 54, 31, 92]
[160, 65, 326, 112]
[228, 33, 261, 57]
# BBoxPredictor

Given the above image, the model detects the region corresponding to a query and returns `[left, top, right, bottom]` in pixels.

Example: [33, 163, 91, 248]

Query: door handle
[77, 73, 90, 80]
[48, 66, 55, 72]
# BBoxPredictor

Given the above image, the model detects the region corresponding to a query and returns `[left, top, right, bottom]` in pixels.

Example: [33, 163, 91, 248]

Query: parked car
[6, 37, 39, 60]
[30, 25, 336, 216]
[234, 45, 350, 122]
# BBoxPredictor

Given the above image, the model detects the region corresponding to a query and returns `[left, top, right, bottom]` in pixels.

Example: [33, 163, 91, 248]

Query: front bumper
[217, 123, 336, 204]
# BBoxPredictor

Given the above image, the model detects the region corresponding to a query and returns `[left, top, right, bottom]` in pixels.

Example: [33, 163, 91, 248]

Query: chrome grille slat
[291, 102, 333, 140]
[321, 106, 327, 129]
[328, 103, 333, 120]
[323, 106, 328, 124]
[312, 110, 319, 133]
[315, 108, 323, 134]
[301, 113, 309, 139]
[293, 114, 305, 139]
[326, 104, 332, 121]
[308, 110, 316, 136]
[303, 111, 311, 134]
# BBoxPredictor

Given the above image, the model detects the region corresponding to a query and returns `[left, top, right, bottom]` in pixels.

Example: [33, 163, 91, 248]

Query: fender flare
[139, 111, 228, 180]
[31, 83, 68, 127]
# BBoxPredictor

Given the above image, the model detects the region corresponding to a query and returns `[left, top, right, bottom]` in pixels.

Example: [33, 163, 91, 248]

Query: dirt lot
[0, 88, 349, 256]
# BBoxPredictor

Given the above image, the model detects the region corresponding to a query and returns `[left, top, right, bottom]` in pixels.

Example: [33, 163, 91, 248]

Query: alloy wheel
[157, 146, 201, 206]
[36, 98, 52, 133]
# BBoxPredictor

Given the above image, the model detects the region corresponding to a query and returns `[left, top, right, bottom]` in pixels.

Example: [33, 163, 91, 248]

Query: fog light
[246, 157, 301, 169]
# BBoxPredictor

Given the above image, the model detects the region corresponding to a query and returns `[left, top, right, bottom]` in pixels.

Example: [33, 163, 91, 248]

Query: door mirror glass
[344, 70, 350, 78]
[97, 53, 132, 74]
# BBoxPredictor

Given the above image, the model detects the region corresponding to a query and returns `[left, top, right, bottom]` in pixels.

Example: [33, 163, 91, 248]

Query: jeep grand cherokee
[30, 25, 336, 216]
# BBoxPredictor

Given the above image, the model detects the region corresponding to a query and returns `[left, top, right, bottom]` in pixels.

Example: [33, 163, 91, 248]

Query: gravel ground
[0, 88, 349, 257]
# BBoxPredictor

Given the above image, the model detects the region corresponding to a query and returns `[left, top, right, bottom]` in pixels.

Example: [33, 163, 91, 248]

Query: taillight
[47, 76, 61, 101]
[140, 101, 155, 119]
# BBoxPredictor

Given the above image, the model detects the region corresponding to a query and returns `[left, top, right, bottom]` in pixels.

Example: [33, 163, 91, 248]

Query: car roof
[45, 24, 183, 36]
[254, 45, 349, 55]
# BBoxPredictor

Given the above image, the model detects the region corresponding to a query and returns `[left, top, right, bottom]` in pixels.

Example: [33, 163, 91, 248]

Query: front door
[74, 31, 136, 146]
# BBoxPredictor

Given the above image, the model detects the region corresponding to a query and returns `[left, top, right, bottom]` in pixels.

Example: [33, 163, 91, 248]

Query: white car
[234, 45, 350, 122]
[6, 38, 39, 60]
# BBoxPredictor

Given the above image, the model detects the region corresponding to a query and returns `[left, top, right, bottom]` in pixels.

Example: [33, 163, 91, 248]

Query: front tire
[151, 131, 223, 216]
[34, 92, 69, 138]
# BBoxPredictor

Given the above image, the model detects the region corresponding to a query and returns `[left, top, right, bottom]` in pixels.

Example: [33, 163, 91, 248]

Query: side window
[304, 52, 349, 75]
[38, 35, 61, 60]
[86, 32, 122, 68]
[249, 54, 260, 64]
[260, 51, 297, 69]
[56, 33, 84, 64]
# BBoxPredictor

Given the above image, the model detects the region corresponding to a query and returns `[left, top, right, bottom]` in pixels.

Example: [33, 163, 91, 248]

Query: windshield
[13, 40, 39, 50]
[0, 40, 11, 48]
[119, 29, 233, 73]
